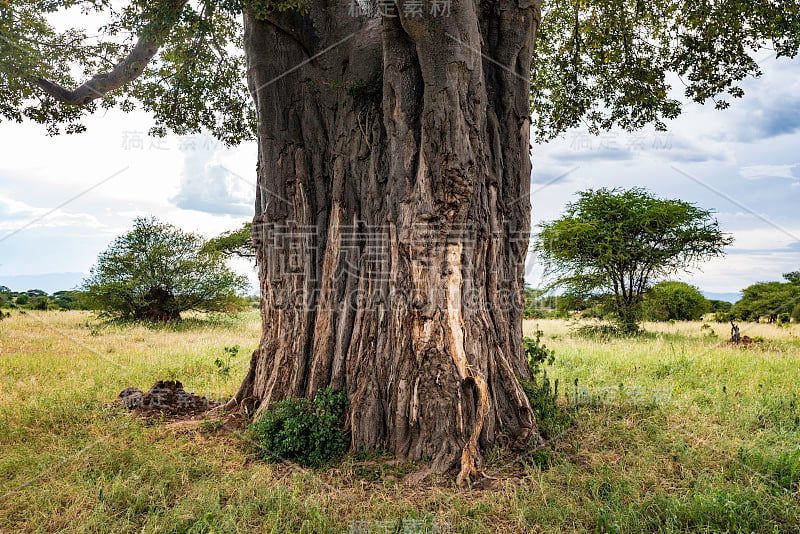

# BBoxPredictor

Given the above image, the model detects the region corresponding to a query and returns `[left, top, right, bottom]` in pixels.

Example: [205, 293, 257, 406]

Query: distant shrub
[251, 387, 349, 467]
[81, 217, 248, 322]
[700, 323, 717, 338]
[642, 281, 709, 321]
[777, 313, 791, 326]
[573, 323, 624, 340]
[713, 312, 732, 323]
[707, 299, 733, 313]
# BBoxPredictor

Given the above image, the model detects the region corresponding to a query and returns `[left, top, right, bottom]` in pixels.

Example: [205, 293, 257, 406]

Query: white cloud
[740, 164, 799, 181]
[0, 195, 102, 232]
[170, 146, 253, 216]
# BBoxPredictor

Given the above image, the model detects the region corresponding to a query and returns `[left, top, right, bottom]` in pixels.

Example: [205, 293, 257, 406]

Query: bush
[214, 344, 239, 377]
[520, 329, 574, 440]
[82, 217, 248, 322]
[251, 387, 349, 467]
[713, 312, 731, 323]
[641, 281, 709, 321]
[523, 328, 555, 375]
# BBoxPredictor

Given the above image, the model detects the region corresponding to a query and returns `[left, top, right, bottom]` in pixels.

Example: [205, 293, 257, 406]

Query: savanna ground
[1, 310, 799, 533]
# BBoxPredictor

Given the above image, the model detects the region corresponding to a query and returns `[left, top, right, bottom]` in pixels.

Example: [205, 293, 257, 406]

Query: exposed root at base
[456, 375, 489, 487]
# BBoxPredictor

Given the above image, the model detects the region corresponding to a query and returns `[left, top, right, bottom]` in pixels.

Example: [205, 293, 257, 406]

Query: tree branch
[33, 0, 189, 106]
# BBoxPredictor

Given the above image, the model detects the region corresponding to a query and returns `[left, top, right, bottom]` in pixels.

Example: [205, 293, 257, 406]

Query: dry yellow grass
[525, 317, 800, 340]
[0, 311, 798, 533]
[0, 310, 259, 409]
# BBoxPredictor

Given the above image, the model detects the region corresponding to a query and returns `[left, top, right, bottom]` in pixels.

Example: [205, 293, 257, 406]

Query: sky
[1, 51, 799, 300]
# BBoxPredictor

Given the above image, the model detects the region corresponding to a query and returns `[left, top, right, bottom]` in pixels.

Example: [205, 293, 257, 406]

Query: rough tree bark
[220, 0, 542, 485]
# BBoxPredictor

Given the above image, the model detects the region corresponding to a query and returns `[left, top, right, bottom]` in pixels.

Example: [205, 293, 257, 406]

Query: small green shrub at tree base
[522, 370, 574, 441]
[520, 329, 574, 440]
[523, 328, 555, 376]
[251, 388, 349, 468]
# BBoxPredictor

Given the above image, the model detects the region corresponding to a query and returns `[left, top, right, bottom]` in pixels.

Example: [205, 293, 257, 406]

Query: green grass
[0, 311, 798, 532]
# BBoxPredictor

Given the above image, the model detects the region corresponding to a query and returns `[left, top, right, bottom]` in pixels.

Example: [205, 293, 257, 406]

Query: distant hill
[0, 272, 85, 294]
[702, 292, 742, 304]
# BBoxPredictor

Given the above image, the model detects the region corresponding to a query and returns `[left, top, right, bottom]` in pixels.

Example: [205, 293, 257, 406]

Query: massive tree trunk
[225, 0, 542, 484]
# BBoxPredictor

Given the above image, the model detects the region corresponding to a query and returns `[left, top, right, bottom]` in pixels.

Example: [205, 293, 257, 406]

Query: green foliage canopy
[202, 222, 255, 259]
[535, 188, 732, 332]
[642, 281, 710, 321]
[532, 0, 800, 141]
[733, 272, 800, 322]
[1, 0, 798, 141]
[81, 216, 249, 321]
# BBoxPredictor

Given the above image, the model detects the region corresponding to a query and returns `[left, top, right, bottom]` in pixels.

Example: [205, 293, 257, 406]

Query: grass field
[1, 310, 799, 533]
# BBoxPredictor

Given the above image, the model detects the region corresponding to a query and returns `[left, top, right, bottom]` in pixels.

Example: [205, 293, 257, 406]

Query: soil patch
[117, 380, 218, 417]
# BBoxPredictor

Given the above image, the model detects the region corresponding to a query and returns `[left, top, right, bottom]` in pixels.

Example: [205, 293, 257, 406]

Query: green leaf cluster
[532, 0, 800, 141]
[81, 216, 249, 321]
[202, 222, 254, 259]
[2, 0, 799, 142]
[251, 387, 349, 468]
[214, 344, 240, 376]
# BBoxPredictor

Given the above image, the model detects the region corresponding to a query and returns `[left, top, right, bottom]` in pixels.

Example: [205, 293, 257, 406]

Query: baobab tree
[2, 0, 798, 484]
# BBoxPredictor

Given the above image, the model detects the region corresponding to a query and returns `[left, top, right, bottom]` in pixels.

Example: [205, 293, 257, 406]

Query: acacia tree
[733, 273, 800, 322]
[2, 0, 798, 483]
[82, 217, 249, 321]
[536, 188, 731, 333]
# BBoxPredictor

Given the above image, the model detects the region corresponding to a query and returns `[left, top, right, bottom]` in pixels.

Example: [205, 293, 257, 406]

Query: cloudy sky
[1, 52, 799, 300]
